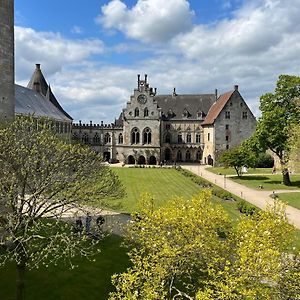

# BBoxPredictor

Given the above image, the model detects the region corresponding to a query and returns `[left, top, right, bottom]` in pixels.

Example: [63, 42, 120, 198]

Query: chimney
[234, 85, 239, 91]
[137, 74, 140, 90]
[154, 88, 157, 95]
[145, 74, 147, 83]
[36, 63, 41, 70]
[173, 87, 177, 97]
[215, 89, 218, 101]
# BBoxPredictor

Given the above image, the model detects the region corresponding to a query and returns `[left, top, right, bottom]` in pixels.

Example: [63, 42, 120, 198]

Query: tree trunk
[15, 262, 26, 300]
[282, 168, 292, 186]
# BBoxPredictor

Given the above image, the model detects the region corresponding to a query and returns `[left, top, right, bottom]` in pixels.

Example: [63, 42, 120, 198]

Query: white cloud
[15, 26, 104, 81]
[71, 26, 83, 34]
[97, 0, 194, 43]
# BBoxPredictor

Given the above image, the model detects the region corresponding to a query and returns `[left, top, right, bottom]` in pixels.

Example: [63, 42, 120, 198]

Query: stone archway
[207, 155, 214, 166]
[103, 151, 110, 162]
[127, 155, 135, 165]
[138, 155, 146, 165]
[164, 148, 171, 161]
[148, 156, 157, 165]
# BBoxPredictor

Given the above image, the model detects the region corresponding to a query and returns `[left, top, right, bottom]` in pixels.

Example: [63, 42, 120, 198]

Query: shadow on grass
[235, 176, 270, 181]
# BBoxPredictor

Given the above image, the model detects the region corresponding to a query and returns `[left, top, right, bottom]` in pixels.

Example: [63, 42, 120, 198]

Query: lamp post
[224, 174, 226, 188]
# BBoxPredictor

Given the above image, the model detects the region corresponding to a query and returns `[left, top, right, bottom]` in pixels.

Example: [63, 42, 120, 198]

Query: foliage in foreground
[110, 191, 299, 300]
[0, 116, 123, 299]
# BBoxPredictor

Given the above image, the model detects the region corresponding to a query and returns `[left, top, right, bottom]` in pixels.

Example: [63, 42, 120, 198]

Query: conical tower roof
[46, 85, 73, 120]
[27, 64, 48, 96]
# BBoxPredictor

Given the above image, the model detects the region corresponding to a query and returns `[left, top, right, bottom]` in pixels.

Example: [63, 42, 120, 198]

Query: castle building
[72, 75, 256, 165]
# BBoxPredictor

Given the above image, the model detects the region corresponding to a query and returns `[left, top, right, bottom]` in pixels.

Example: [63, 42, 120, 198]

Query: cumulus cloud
[97, 0, 194, 43]
[15, 26, 104, 81]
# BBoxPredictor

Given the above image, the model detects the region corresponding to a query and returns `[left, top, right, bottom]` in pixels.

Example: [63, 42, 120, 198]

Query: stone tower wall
[0, 0, 15, 121]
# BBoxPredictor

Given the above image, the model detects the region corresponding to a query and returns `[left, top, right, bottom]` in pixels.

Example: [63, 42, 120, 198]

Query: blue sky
[14, 0, 300, 122]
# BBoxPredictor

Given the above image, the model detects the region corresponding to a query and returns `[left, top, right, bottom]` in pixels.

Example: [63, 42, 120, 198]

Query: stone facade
[0, 0, 15, 121]
[72, 76, 256, 165]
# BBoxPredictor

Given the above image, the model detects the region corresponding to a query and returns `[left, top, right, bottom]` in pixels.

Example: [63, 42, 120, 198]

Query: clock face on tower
[137, 94, 147, 104]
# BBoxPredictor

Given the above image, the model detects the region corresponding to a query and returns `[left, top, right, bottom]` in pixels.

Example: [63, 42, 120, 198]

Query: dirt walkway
[182, 165, 300, 229]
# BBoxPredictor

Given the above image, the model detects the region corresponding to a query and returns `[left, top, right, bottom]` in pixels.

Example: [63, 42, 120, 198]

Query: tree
[0, 116, 123, 300]
[218, 142, 256, 177]
[109, 191, 299, 300]
[251, 75, 300, 185]
[288, 123, 300, 173]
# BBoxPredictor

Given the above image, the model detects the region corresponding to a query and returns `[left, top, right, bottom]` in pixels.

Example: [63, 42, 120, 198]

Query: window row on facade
[164, 132, 202, 144]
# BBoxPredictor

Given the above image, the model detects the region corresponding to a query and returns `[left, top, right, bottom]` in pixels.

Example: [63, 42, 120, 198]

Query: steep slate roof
[201, 91, 234, 125]
[15, 84, 72, 122]
[27, 64, 48, 96]
[46, 85, 73, 120]
[154, 94, 216, 120]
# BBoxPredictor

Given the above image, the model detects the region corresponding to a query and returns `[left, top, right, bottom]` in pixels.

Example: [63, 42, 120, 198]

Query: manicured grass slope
[0, 235, 130, 300]
[106, 168, 202, 212]
[278, 192, 300, 210]
[231, 174, 300, 190]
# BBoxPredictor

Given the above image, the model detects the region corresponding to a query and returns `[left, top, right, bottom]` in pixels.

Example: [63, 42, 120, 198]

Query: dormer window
[182, 108, 190, 118]
[197, 111, 205, 119]
[168, 109, 174, 118]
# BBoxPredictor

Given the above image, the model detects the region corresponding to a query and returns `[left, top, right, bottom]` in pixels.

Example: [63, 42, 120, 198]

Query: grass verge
[277, 192, 300, 210]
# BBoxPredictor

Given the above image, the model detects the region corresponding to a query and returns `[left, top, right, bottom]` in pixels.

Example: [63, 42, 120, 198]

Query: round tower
[0, 0, 15, 122]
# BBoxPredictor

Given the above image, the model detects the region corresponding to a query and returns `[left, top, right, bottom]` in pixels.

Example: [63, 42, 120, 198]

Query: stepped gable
[201, 90, 234, 125]
[46, 85, 73, 120]
[27, 64, 48, 96]
[15, 85, 71, 122]
[154, 94, 215, 120]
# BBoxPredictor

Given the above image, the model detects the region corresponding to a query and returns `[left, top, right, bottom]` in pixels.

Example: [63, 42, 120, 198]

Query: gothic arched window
[165, 132, 171, 143]
[82, 133, 89, 144]
[93, 133, 100, 144]
[131, 128, 140, 144]
[118, 133, 123, 144]
[143, 127, 151, 144]
[104, 133, 110, 144]
[186, 133, 191, 143]
[144, 107, 149, 117]
[134, 107, 139, 117]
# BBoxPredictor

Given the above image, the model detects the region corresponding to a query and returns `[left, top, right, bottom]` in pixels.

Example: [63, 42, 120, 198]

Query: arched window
[143, 127, 151, 144]
[196, 133, 201, 143]
[104, 133, 110, 144]
[72, 133, 78, 141]
[134, 107, 139, 117]
[93, 133, 100, 144]
[196, 150, 202, 161]
[178, 133, 183, 143]
[118, 133, 123, 144]
[165, 132, 171, 143]
[186, 133, 191, 143]
[186, 150, 191, 161]
[131, 128, 140, 144]
[144, 107, 149, 117]
[82, 133, 89, 144]
[177, 150, 182, 161]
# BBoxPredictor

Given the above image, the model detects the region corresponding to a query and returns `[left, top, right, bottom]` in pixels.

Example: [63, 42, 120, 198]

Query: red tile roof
[201, 90, 234, 125]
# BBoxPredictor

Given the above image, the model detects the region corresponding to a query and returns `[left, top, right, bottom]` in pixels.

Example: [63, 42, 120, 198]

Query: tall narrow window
[196, 150, 202, 160]
[226, 135, 229, 141]
[131, 128, 140, 144]
[144, 107, 149, 117]
[104, 133, 110, 144]
[93, 133, 100, 144]
[242, 111, 248, 119]
[186, 134, 191, 143]
[177, 150, 182, 161]
[143, 128, 152, 144]
[82, 133, 89, 144]
[225, 111, 230, 119]
[186, 150, 191, 161]
[134, 107, 139, 117]
[118, 133, 123, 144]
[208, 133, 210, 141]
[165, 133, 171, 143]
[225, 124, 229, 130]
[178, 133, 183, 143]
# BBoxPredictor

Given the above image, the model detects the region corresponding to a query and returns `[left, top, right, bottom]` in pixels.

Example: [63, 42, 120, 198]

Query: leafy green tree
[251, 75, 300, 185]
[219, 142, 256, 177]
[110, 191, 299, 300]
[0, 116, 123, 300]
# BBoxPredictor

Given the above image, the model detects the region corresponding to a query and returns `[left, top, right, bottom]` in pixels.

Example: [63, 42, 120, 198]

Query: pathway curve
[182, 165, 300, 229]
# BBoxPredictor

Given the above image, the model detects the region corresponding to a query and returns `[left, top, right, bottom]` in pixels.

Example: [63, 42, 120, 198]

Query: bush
[255, 152, 274, 168]
[237, 200, 258, 215]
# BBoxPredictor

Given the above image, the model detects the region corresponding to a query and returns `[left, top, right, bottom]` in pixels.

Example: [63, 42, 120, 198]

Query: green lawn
[231, 174, 300, 190]
[207, 167, 273, 176]
[0, 235, 130, 300]
[105, 168, 203, 212]
[277, 192, 300, 210]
